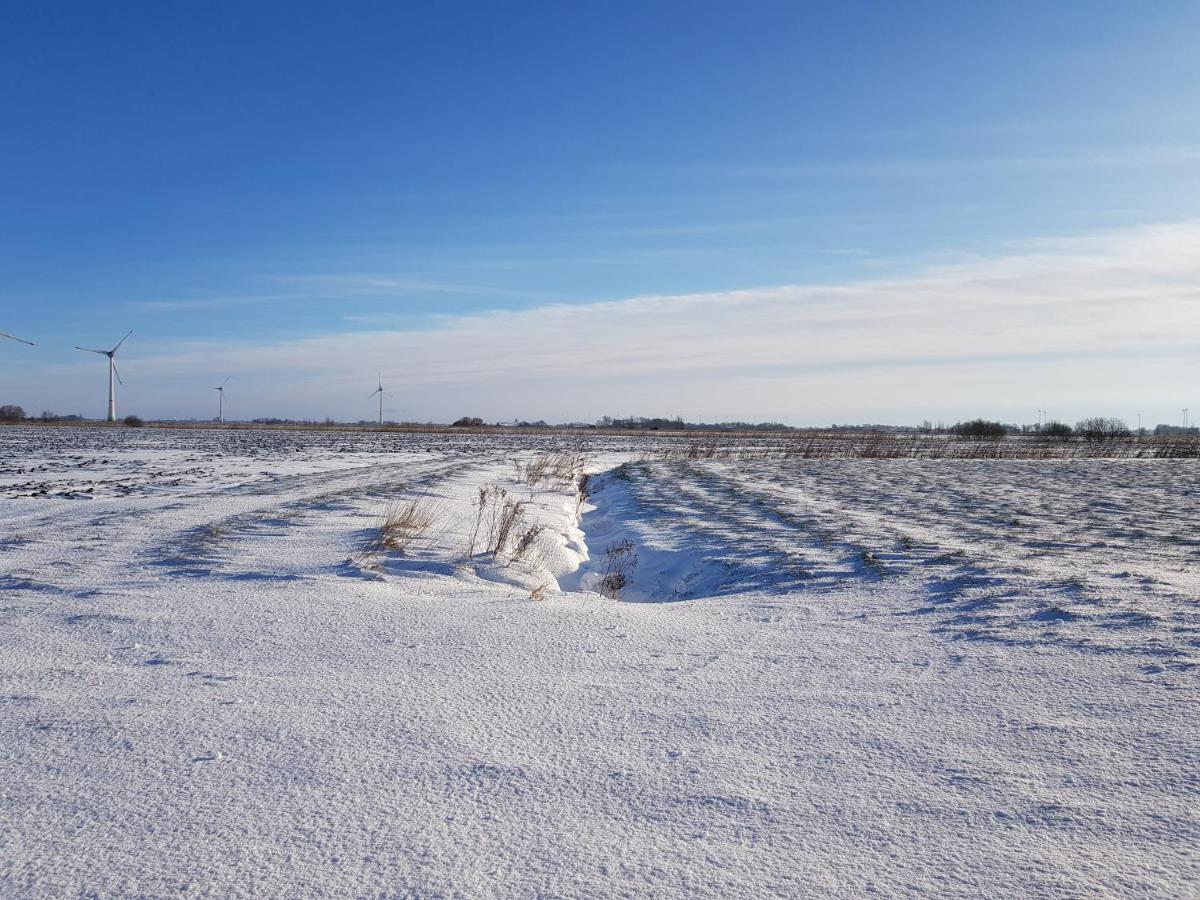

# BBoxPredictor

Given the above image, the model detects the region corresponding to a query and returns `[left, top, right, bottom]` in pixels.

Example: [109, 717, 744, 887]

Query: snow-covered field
[1, 426, 1197, 898]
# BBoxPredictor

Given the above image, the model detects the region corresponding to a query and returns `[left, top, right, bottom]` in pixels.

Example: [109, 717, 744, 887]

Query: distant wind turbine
[368, 374, 385, 426]
[74, 331, 132, 422]
[1, 331, 34, 346]
[215, 377, 231, 424]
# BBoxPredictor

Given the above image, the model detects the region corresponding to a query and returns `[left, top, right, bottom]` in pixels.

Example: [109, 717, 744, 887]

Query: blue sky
[1, 1, 1198, 423]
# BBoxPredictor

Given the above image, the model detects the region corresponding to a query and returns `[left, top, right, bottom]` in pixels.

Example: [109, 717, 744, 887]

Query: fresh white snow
[1, 426, 1197, 897]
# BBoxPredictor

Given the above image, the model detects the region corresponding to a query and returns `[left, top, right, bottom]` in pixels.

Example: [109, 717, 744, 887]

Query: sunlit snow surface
[1, 426, 1197, 898]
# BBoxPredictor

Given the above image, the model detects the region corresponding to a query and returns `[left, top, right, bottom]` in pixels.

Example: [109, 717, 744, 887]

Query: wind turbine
[1, 331, 34, 346]
[74, 331, 132, 422]
[215, 377, 231, 424]
[367, 374, 384, 426]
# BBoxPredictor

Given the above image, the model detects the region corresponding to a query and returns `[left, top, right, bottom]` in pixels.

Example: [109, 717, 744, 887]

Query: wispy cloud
[273, 274, 562, 301]
[123, 276, 564, 313]
[99, 220, 1199, 424]
[123, 293, 301, 312]
[694, 144, 1200, 181]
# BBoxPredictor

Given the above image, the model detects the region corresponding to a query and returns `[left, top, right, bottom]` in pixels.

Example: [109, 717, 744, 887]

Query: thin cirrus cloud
[66, 220, 1200, 424]
[698, 144, 1200, 181]
[124, 278, 554, 313]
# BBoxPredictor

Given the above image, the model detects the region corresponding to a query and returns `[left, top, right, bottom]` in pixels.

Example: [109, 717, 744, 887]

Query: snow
[1, 426, 1197, 897]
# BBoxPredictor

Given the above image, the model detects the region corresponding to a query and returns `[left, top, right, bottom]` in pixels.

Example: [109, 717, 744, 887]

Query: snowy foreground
[1, 427, 1197, 898]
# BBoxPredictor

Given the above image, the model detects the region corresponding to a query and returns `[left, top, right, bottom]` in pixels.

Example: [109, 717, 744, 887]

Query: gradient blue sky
[1, 1, 1198, 423]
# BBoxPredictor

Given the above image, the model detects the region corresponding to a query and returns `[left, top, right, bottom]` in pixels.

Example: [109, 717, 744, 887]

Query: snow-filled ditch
[344, 450, 605, 598]
[345, 457, 759, 603]
[560, 465, 744, 601]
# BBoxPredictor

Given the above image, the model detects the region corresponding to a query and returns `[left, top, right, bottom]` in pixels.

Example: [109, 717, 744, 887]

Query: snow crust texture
[0, 427, 1197, 898]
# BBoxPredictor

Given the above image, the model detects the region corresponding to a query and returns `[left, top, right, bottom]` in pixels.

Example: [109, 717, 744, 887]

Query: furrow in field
[578, 458, 1199, 672]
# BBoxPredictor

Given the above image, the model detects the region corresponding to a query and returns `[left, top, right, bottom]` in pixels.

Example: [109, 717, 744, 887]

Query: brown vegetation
[599, 539, 639, 600]
[355, 499, 438, 567]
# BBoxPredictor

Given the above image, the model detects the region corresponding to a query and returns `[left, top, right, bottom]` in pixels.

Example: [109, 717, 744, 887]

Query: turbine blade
[75, 346, 108, 355]
[0, 331, 34, 345]
[112, 360, 124, 385]
[220, 376, 231, 388]
[367, 388, 381, 399]
[110, 330, 133, 353]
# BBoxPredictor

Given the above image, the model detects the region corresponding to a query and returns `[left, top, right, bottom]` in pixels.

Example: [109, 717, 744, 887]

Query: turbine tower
[74, 331, 132, 422]
[1, 331, 34, 346]
[215, 377, 231, 424]
[368, 374, 384, 426]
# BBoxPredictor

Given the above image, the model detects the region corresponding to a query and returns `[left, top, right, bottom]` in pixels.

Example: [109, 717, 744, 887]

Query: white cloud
[12, 221, 1200, 425]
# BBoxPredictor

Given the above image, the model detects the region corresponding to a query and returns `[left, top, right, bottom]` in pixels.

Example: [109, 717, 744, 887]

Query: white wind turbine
[215, 377, 231, 424]
[367, 374, 385, 426]
[74, 331, 132, 422]
[1, 331, 34, 346]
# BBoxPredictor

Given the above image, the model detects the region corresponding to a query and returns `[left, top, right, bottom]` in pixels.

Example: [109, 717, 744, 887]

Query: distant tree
[1042, 421, 1073, 441]
[950, 419, 1007, 440]
[1154, 424, 1200, 437]
[1076, 417, 1130, 442]
[123, 414, 144, 427]
[452, 416, 484, 427]
[0, 404, 25, 422]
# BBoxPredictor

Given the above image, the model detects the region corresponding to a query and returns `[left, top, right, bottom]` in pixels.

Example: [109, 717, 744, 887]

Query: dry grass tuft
[489, 495, 527, 558]
[641, 433, 1200, 461]
[575, 470, 591, 516]
[516, 451, 586, 488]
[368, 499, 436, 556]
[510, 523, 546, 563]
[467, 485, 535, 559]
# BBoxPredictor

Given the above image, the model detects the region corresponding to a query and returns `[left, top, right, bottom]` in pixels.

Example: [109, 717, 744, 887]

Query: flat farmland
[1, 426, 1197, 897]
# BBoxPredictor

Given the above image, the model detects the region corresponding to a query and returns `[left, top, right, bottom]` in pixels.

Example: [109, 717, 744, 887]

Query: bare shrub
[950, 419, 1007, 440]
[1076, 417, 1131, 442]
[1042, 421, 1073, 441]
[530, 582, 551, 601]
[599, 539, 639, 599]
